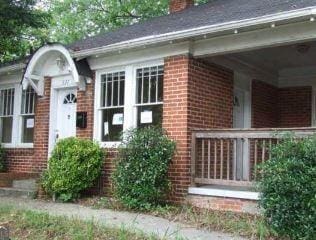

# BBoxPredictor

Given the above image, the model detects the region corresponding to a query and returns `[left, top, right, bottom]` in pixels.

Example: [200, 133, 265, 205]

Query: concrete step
[0, 187, 37, 199]
[12, 179, 37, 191]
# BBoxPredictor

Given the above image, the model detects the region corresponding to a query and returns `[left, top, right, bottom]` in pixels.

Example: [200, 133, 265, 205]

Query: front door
[55, 88, 77, 141]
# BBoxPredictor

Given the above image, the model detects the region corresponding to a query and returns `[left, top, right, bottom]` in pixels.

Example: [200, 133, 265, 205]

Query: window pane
[101, 72, 125, 107]
[101, 108, 124, 142]
[1, 117, 13, 143]
[136, 69, 142, 104]
[21, 87, 36, 114]
[143, 68, 149, 103]
[0, 88, 15, 116]
[21, 115, 34, 143]
[137, 105, 162, 128]
[158, 74, 163, 102]
[136, 66, 163, 104]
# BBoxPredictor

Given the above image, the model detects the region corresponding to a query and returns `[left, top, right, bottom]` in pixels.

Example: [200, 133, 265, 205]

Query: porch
[189, 128, 316, 200]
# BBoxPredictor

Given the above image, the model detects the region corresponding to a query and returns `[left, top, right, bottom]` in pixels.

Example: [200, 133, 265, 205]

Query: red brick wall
[76, 73, 95, 139]
[278, 87, 312, 128]
[4, 149, 35, 172]
[252, 80, 278, 128]
[163, 55, 233, 202]
[169, 0, 194, 13]
[252, 81, 312, 128]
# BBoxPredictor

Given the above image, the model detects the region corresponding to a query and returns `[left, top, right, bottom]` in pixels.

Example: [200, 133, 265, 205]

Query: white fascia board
[88, 42, 190, 70]
[0, 63, 26, 74]
[188, 187, 260, 200]
[72, 7, 316, 59]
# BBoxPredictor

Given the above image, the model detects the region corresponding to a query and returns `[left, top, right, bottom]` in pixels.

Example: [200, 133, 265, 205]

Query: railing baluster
[220, 139, 224, 180]
[214, 140, 217, 179]
[262, 139, 266, 162]
[208, 139, 211, 179]
[233, 139, 237, 181]
[202, 139, 205, 179]
[227, 140, 230, 180]
[254, 139, 258, 180]
[269, 139, 272, 159]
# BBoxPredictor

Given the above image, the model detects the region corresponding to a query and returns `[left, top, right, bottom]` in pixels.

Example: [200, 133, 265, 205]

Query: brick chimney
[169, 0, 194, 13]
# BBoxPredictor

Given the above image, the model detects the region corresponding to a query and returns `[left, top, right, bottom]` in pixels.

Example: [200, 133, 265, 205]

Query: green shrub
[112, 127, 176, 210]
[42, 137, 104, 202]
[0, 144, 5, 172]
[257, 136, 316, 240]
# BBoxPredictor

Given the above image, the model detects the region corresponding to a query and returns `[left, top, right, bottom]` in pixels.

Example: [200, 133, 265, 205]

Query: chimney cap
[169, 0, 194, 13]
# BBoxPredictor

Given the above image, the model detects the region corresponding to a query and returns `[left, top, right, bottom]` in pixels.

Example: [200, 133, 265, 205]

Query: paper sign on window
[112, 113, 124, 125]
[141, 111, 152, 124]
[26, 118, 34, 128]
[104, 122, 109, 136]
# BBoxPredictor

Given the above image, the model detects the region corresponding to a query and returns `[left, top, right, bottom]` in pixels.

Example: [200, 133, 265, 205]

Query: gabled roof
[69, 0, 316, 52]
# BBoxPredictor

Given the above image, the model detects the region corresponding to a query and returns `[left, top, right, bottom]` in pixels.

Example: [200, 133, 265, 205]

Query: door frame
[48, 75, 78, 156]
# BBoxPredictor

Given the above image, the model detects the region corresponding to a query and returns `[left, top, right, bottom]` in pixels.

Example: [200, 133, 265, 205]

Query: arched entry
[21, 43, 92, 154]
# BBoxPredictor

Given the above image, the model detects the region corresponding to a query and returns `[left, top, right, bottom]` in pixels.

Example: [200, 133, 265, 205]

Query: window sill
[188, 186, 259, 200]
[2, 143, 34, 149]
[100, 142, 121, 149]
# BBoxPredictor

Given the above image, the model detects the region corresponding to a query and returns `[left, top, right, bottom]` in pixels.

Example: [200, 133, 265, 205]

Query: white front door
[55, 88, 77, 141]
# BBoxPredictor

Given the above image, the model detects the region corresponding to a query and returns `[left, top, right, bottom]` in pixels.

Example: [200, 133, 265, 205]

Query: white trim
[22, 44, 80, 96]
[72, 7, 316, 58]
[188, 187, 260, 200]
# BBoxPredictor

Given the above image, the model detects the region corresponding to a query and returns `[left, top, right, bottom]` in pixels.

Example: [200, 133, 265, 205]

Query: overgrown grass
[0, 205, 161, 240]
[81, 197, 279, 240]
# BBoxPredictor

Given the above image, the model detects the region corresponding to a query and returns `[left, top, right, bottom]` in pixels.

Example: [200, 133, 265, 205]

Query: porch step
[12, 179, 37, 191]
[0, 187, 37, 199]
[0, 172, 39, 199]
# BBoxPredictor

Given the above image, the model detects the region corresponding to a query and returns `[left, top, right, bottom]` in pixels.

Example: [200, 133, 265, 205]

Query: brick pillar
[163, 55, 233, 202]
[33, 77, 51, 173]
[169, 0, 194, 13]
[76, 73, 95, 139]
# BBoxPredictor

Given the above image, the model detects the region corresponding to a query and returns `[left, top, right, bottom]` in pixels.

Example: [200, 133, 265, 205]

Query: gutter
[71, 6, 316, 58]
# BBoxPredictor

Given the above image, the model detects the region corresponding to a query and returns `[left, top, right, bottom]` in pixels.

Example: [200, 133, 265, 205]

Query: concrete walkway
[0, 197, 246, 240]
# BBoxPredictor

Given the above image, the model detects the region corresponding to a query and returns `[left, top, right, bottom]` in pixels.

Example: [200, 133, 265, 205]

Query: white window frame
[94, 59, 164, 148]
[0, 84, 34, 148]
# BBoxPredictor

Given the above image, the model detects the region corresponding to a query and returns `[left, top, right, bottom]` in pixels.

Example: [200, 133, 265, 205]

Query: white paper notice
[141, 111, 152, 124]
[26, 118, 34, 128]
[112, 113, 124, 125]
[104, 122, 109, 136]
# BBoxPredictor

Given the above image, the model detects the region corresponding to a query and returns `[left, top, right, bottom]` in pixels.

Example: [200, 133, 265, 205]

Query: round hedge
[112, 127, 176, 210]
[258, 136, 316, 240]
[42, 137, 104, 202]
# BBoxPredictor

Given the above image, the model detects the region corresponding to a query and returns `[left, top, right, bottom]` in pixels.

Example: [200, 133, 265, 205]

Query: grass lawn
[81, 197, 279, 240]
[0, 206, 160, 240]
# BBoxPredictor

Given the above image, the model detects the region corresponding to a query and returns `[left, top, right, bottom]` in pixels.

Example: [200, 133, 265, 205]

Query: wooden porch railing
[191, 128, 316, 187]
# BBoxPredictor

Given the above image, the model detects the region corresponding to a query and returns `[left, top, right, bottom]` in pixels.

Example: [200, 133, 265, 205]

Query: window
[20, 87, 36, 143]
[136, 65, 163, 128]
[99, 71, 125, 142]
[0, 88, 15, 143]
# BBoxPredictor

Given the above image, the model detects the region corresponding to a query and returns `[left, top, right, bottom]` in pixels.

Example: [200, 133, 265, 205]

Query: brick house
[1, 0, 316, 213]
